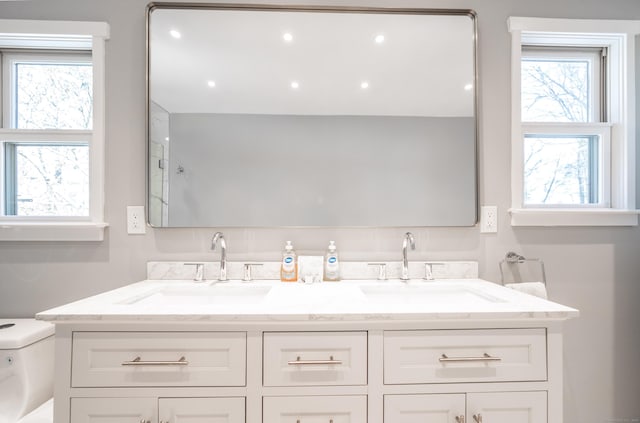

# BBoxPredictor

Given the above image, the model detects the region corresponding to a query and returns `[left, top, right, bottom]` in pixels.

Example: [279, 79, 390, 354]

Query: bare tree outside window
[14, 144, 89, 216]
[6, 59, 92, 216]
[16, 62, 92, 130]
[521, 53, 600, 205]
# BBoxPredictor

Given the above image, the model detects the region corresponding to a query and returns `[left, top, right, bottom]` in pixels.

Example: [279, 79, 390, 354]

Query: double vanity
[37, 261, 578, 423]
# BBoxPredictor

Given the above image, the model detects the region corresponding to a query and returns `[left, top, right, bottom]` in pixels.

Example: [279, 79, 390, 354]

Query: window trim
[508, 17, 640, 226]
[0, 19, 109, 241]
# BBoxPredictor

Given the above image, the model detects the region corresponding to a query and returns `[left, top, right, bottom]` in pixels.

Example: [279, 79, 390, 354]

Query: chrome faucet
[401, 232, 415, 280]
[211, 232, 227, 281]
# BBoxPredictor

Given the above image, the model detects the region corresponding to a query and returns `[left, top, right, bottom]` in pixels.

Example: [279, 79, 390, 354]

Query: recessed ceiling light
[464, 83, 473, 91]
[283, 33, 293, 42]
[360, 81, 369, 89]
[375, 34, 385, 44]
[207, 80, 216, 88]
[170, 30, 181, 39]
[165, 137, 169, 141]
[290, 81, 299, 89]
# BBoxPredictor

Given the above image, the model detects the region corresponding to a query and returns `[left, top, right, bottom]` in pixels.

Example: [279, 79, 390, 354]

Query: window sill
[509, 208, 639, 227]
[0, 221, 108, 241]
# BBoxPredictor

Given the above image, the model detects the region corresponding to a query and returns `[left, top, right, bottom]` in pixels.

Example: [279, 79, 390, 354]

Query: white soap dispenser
[323, 240, 340, 282]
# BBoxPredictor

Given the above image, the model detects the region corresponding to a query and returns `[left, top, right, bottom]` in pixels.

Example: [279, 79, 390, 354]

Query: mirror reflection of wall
[149, 101, 170, 226]
[147, 6, 477, 227]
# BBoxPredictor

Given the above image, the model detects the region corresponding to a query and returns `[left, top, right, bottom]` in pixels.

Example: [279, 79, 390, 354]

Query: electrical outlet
[127, 206, 146, 234]
[480, 205, 498, 233]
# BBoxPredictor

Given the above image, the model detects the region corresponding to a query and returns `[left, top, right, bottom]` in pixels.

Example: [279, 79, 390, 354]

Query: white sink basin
[119, 284, 272, 306]
[359, 283, 506, 304]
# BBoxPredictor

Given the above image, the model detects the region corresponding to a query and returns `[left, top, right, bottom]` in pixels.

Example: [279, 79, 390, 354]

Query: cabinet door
[263, 395, 367, 423]
[466, 392, 546, 423]
[385, 394, 466, 423]
[70, 398, 157, 423]
[159, 398, 245, 423]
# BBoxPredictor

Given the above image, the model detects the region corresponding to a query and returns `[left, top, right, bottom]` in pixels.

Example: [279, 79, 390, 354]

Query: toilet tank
[0, 319, 54, 423]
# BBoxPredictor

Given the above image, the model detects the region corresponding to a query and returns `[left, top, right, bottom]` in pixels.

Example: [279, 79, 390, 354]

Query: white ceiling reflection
[150, 8, 474, 117]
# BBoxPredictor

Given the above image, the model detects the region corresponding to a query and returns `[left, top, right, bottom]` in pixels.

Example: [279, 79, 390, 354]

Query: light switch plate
[480, 205, 498, 233]
[127, 206, 146, 234]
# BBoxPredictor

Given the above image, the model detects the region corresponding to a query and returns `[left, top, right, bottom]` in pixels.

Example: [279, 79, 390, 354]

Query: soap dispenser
[323, 240, 340, 282]
[280, 241, 298, 282]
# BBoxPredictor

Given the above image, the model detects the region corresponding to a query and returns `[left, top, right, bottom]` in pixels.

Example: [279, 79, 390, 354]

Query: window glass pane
[10, 144, 89, 216]
[15, 62, 92, 130]
[524, 135, 598, 205]
[521, 58, 591, 123]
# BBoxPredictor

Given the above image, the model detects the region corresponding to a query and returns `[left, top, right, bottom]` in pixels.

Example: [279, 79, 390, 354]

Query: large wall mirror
[147, 4, 477, 227]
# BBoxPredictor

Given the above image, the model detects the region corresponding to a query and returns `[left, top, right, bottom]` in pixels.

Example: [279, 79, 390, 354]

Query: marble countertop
[36, 279, 579, 323]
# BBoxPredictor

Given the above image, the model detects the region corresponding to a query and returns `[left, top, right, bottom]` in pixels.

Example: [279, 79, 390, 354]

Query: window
[2, 52, 92, 217]
[521, 47, 608, 208]
[508, 18, 640, 226]
[0, 20, 109, 240]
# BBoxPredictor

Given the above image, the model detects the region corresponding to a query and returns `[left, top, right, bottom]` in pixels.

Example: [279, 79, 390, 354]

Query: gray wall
[167, 114, 475, 226]
[0, 1, 638, 422]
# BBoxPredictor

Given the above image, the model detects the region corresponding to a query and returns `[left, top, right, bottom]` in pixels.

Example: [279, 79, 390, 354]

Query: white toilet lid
[0, 318, 54, 349]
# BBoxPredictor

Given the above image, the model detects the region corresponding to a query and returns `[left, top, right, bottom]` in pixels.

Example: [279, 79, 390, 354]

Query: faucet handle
[424, 262, 445, 280]
[243, 263, 263, 281]
[367, 263, 387, 280]
[184, 262, 205, 281]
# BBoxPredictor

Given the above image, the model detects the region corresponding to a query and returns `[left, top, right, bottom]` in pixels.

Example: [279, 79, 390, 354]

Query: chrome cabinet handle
[439, 353, 501, 363]
[287, 355, 342, 365]
[296, 420, 333, 423]
[139, 420, 150, 423]
[473, 414, 482, 423]
[455, 416, 465, 423]
[122, 356, 188, 366]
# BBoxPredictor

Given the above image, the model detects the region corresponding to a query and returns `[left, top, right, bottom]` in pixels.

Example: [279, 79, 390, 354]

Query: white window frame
[508, 17, 640, 226]
[0, 19, 109, 241]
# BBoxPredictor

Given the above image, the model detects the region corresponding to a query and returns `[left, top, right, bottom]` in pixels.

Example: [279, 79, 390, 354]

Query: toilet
[0, 319, 54, 423]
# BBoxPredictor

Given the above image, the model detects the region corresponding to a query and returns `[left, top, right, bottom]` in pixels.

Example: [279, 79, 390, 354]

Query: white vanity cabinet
[40, 278, 577, 423]
[57, 325, 561, 423]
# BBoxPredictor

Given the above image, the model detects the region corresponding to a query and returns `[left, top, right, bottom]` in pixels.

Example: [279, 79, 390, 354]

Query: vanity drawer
[71, 331, 246, 387]
[263, 331, 367, 386]
[263, 395, 367, 422]
[384, 328, 546, 384]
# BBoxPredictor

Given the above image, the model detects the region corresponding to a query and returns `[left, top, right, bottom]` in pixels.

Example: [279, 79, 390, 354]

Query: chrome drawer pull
[473, 414, 483, 423]
[439, 353, 501, 363]
[122, 356, 188, 366]
[287, 355, 343, 366]
[456, 416, 465, 423]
